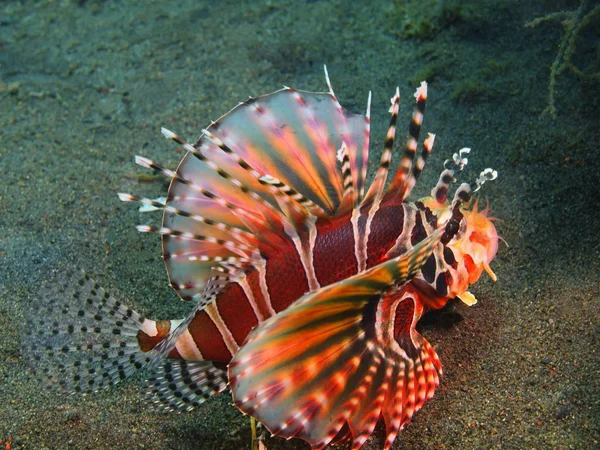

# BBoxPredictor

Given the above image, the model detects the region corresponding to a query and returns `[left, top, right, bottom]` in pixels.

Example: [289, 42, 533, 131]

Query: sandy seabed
[1, 0, 598, 449]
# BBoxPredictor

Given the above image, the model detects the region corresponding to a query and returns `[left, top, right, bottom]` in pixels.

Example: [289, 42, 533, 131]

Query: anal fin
[143, 360, 228, 411]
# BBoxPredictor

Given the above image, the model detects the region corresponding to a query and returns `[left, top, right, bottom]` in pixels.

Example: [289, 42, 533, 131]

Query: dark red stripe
[216, 282, 258, 346]
[366, 203, 405, 268]
[188, 310, 231, 363]
[313, 214, 358, 285]
[264, 238, 309, 313]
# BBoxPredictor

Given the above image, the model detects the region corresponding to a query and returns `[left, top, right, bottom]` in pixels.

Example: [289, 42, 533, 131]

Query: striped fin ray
[256, 172, 324, 221]
[131, 81, 371, 302]
[143, 360, 228, 412]
[197, 86, 367, 216]
[118, 193, 256, 246]
[160, 127, 282, 224]
[117, 192, 253, 289]
[386, 81, 429, 202]
[133, 155, 273, 229]
[360, 87, 401, 208]
[133, 153, 289, 300]
[136, 222, 254, 299]
[136, 225, 253, 258]
[164, 127, 297, 225]
[137, 148, 289, 233]
[401, 132, 435, 200]
[337, 142, 355, 203]
[22, 269, 151, 394]
[229, 228, 444, 449]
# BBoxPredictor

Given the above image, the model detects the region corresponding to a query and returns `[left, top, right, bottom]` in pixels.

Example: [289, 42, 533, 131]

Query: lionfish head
[423, 154, 499, 305]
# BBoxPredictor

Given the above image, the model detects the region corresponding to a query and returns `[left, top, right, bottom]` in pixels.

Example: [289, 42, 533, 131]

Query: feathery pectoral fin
[228, 229, 443, 449]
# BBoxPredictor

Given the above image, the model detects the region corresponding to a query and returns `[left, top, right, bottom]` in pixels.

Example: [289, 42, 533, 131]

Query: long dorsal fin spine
[353, 89, 402, 269]
[324, 65, 336, 99]
[405, 132, 435, 197]
[337, 142, 355, 204]
[321, 69, 367, 211]
[359, 90, 372, 201]
[360, 87, 401, 208]
[386, 81, 428, 201]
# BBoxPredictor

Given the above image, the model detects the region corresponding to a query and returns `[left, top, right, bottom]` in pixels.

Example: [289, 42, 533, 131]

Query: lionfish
[25, 68, 499, 449]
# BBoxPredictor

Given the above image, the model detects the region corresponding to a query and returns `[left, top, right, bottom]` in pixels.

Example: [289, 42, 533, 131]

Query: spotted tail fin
[23, 268, 232, 411]
[229, 228, 444, 449]
[22, 269, 153, 393]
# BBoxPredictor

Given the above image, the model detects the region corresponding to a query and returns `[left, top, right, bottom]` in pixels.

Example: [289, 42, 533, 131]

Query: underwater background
[0, 0, 598, 449]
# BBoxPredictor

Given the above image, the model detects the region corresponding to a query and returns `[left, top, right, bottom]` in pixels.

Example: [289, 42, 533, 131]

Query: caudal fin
[22, 268, 151, 393]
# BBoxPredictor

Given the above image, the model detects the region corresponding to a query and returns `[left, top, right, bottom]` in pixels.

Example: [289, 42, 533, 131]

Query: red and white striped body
[155, 200, 458, 363]
[163, 201, 408, 362]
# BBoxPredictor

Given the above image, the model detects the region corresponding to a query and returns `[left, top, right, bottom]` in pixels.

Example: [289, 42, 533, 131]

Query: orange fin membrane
[229, 228, 445, 449]
[122, 71, 370, 304]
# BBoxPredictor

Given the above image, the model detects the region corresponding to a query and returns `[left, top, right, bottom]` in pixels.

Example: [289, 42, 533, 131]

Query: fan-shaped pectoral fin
[228, 230, 444, 449]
